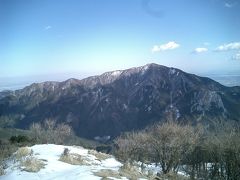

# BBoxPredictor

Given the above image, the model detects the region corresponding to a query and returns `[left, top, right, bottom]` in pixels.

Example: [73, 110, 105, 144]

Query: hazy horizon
[1, 63, 240, 92]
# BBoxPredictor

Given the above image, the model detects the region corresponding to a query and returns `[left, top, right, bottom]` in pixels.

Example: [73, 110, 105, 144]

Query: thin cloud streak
[215, 42, 240, 51]
[232, 52, 240, 60]
[193, 47, 208, 54]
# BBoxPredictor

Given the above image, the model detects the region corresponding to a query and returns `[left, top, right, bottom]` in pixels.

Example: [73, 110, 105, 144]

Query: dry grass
[21, 156, 45, 172]
[100, 177, 115, 180]
[14, 146, 45, 173]
[156, 172, 189, 180]
[15, 147, 32, 159]
[59, 150, 89, 166]
[118, 162, 147, 180]
[93, 162, 155, 180]
[0, 143, 18, 162]
[59, 153, 86, 165]
[93, 169, 121, 179]
[88, 150, 112, 161]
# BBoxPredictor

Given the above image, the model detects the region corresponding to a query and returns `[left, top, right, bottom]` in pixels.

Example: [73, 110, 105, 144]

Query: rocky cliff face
[0, 63, 240, 139]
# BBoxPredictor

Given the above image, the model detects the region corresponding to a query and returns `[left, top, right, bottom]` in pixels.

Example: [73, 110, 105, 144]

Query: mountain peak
[143, 63, 160, 68]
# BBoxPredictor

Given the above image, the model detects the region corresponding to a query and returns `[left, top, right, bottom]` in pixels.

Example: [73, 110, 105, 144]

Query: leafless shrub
[156, 171, 189, 180]
[0, 165, 4, 176]
[15, 147, 32, 159]
[29, 123, 42, 142]
[0, 142, 18, 165]
[199, 120, 240, 179]
[114, 131, 152, 163]
[29, 119, 73, 144]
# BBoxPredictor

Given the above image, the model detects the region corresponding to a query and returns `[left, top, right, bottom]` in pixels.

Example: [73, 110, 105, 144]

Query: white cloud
[44, 26, 52, 30]
[152, 41, 180, 53]
[232, 52, 240, 60]
[193, 47, 208, 53]
[215, 42, 240, 51]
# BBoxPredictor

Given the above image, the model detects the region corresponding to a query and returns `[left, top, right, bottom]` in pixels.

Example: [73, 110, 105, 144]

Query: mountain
[0, 63, 240, 139]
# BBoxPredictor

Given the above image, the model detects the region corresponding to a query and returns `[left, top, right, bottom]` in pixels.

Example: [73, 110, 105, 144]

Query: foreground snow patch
[1, 144, 122, 180]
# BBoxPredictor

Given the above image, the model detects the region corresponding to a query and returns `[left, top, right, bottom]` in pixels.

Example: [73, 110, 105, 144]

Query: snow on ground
[1, 144, 123, 180]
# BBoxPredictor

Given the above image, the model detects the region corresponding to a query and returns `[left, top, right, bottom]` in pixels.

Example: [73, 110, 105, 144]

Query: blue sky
[1, 0, 240, 82]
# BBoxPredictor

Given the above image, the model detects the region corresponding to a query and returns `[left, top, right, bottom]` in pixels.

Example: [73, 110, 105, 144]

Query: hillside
[0, 63, 240, 139]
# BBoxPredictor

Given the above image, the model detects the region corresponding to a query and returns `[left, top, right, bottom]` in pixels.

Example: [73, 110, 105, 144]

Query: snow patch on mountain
[169, 68, 176, 75]
[111, 70, 122, 76]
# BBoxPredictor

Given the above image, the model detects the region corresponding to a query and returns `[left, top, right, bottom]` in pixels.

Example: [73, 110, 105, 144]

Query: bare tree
[148, 120, 199, 174]
[114, 130, 152, 164]
[30, 122, 43, 142]
[56, 123, 73, 143]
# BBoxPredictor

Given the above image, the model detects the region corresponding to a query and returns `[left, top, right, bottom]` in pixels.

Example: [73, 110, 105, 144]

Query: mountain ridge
[0, 63, 239, 139]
